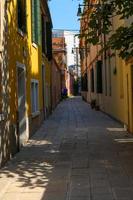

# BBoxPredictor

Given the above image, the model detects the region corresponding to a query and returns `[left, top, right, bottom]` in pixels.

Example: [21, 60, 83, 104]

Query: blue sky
[49, 0, 82, 31]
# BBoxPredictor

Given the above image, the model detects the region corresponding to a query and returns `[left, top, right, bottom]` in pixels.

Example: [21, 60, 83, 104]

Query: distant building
[52, 30, 81, 95]
[52, 35, 67, 91]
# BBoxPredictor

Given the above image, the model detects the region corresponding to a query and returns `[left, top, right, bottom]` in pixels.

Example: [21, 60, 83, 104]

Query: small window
[17, 0, 26, 32]
[31, 80, 39, 113]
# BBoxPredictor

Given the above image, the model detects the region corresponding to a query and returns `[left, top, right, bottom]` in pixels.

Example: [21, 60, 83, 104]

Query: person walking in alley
[62, 87, 68, 99]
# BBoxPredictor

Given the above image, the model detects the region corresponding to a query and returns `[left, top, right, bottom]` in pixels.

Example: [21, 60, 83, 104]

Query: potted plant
[90, 99, 96, 109]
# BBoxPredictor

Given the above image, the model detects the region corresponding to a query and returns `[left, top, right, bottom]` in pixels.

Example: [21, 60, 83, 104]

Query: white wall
[64, 31, 80, 69]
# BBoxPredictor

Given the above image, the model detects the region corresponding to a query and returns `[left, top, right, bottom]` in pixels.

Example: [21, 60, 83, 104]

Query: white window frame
[31, 79, 39, 115]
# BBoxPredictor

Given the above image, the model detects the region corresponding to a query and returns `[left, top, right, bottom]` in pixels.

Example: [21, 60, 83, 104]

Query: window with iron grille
[31, 80, 39, 113]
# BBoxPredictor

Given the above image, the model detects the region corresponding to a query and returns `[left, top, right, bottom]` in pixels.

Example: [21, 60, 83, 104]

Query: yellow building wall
[80, 1, 133, 133]
[124, 62, 133, 132]
[42, 55, 51, 110]
[7, 0, 30, 124]
[26, 1, 43, 115]
[7, 0, 44, 123]
[101, 56, 125, 123]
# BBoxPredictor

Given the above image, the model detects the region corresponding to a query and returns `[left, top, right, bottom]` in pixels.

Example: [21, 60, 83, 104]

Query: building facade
[0, 0, 52, 166]
[0, 0, 11, 165]
[51, 58, 61, 110]
[52, 36, 68, 92]
[52, 29, 81, 96]
[80, 0, 133, 133]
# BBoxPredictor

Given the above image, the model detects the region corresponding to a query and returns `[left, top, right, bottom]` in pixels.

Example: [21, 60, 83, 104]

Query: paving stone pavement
[1, 97, 133, 199]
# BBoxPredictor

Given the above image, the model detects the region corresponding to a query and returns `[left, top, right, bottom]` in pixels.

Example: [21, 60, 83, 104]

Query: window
[96, 60, 103, 93]
[41, 15, 47, 54]
[31, 80, 39, 113]
[46, 22, 52, 60]
[31, 0, 41, 45]
[17, 0, 26, 32]
[108, 52, 112, 96]
[119, 59, 124, 98]
[81, 73, 88, 91]
[91, 68, 94, 92]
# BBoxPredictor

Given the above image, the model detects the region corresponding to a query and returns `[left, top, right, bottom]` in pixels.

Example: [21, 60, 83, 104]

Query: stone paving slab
[1, 97, 133, 199]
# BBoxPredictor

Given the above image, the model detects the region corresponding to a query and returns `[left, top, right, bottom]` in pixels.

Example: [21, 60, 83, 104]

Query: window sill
[42, 52, 45, 57]
[0, 113, 5, 122]
[31, 111, 40, 118]
[32, 42, 38, 49]
[17, 29, 26, 38]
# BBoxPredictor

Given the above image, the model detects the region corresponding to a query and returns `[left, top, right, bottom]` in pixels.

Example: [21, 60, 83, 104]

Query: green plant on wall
[82, 0, 133, 61]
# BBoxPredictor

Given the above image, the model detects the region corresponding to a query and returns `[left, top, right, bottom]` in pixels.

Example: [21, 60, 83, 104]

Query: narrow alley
[1, 97, 133, 200]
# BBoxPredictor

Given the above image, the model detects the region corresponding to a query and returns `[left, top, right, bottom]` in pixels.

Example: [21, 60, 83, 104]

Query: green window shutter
[31, 0, 35, 42]
[23, 0, 27, 33]
[34, 0, 38, 43]
[96, 60, 103, 93]
[36, 0, 41, 45]
[31, 0, 41, 45]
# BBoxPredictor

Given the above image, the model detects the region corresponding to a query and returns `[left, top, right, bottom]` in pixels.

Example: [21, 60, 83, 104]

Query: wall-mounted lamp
[71, 47, 80, 54]
[72, 47, 90, 54]
[77, 4, 82, 16]
[77, 4, 89, 16]
[77, 3, 101, 16]
[71, 48, 74, 54]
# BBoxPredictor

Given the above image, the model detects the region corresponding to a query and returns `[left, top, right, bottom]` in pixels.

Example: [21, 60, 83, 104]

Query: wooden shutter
[36, 0, 41, 45]
[34, 0, 38, 43]
[32, 0, 41, 45]
[31, 0, 35, 42]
